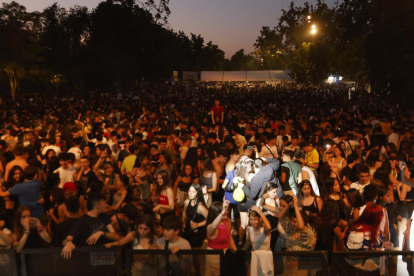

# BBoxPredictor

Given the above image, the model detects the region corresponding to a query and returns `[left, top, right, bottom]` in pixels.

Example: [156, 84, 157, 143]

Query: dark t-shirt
[69, 214, 112, 246]
[280, 166, 291, 191]
[79, 170, 98, 195]
[342, 165, 358, 183]
[341, 166, 352, 179]
[52, 218, 79, 247]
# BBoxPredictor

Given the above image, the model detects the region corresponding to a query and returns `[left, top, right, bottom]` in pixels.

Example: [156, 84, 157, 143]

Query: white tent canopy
[200, 70, 291, 82]
[223, 71, 246, 81]
[200, 71, 224, 82]
[246, 71, 271, 81]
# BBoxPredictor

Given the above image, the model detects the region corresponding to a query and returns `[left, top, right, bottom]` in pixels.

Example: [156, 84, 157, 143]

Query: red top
[208, 220, 230, 250]
[158, 194, 169, 205]
[211, 105, 225, 117]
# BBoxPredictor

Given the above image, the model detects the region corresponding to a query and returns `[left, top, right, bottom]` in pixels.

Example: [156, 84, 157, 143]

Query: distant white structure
[200, 70, 292, 82]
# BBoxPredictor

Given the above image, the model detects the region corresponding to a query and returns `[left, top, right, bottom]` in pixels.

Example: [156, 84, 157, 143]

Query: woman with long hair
[345, 204, 384, 272]
[183, 147, 200, 178]
[314, 199, 348, 262]
[182, 184, 208, 247]
[205, 200, 237, 276]
[152, 171, 174, 224]
[328, 146, 347, 175]
[105, 214, 158, 276]
[0, 165, 23, 220]
[154, 151, 174, 186]
[110, 174, 128, 213]
[277, 196, 315, 276]
[356, 138, 369, 164]
[257, 182, 280, 250]
[343, 188, 365, 225]
[386, 143, 398, 158]
[365, 149, 382, 177]
[299, 180, 323, 218]
[173, 164, 196, 215]
[94, 144, 116, 175]
[131, 155, 151, 202]
[199, 158, 217, 208]
[12, 206, 51, 253]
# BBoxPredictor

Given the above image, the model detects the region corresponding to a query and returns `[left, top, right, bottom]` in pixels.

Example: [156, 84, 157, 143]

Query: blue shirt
[9, 180, 44, 218]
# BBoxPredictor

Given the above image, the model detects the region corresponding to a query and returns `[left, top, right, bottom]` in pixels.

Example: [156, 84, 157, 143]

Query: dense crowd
[0, 83, 413, 276]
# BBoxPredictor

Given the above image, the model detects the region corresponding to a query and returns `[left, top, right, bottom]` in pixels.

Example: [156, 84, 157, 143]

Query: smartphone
[326, 144, 331, 149]
[247, 145, 254, 150]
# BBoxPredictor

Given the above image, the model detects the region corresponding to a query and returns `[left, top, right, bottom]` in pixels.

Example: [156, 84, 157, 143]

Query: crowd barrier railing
[0, 249, 17, 276]
[331, 250, 414, 276]
[20, 247, 122, 276]
[2, 247, 414, 276]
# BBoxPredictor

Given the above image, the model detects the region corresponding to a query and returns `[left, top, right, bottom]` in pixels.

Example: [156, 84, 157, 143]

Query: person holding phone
[205, 200, 237, 276]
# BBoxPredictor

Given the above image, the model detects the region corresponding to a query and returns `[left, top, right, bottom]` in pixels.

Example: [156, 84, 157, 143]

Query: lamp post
[310, 24, 317, 35]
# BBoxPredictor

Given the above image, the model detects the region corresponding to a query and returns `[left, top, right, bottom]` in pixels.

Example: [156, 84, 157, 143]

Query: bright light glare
[311, 29, 317, 34]
[311, 24, 316, 29]
[307, 15, 311, 19]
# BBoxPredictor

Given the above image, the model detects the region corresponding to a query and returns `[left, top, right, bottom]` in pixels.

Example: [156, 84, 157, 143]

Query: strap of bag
[265, 145, 277, 159]
[346, 140, 354, 153]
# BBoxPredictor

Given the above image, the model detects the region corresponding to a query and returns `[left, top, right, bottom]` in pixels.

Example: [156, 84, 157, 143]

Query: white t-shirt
[388, 133, 399, 147]
[259, 144, 278, 159]
[180, 146, 189, 160]
[42, 145, 61, 156]
[68, 147, 82, 160]
[54, 166, 76, 188]
[350, 181, 370, 195]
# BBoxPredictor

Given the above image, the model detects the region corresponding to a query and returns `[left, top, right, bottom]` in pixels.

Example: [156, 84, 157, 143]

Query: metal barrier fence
[20, 247, 122, 276]
[332, 250, 414, 276]
[0, 249, 17, 276]
[2, 247, 414, 276]
[125, 249, 224, 276]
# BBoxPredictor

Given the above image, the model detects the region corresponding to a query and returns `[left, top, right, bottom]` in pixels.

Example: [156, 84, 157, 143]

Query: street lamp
[310, 24, 317, 35]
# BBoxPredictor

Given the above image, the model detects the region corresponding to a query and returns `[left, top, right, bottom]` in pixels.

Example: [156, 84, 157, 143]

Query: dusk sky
[11, 0, 337, 58]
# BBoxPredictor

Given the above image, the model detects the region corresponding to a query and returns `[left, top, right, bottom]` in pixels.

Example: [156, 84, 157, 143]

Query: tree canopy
[254, 0, 414, 95]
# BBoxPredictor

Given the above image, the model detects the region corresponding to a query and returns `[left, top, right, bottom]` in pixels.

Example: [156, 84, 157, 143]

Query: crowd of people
[0, 83, 413, 276]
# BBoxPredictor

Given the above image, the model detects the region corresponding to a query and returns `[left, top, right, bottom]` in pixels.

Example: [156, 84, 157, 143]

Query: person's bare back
[5, 158, 28, 180]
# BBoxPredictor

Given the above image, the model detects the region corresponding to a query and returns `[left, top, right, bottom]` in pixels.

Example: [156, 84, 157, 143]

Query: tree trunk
[5, 69, 18, 101]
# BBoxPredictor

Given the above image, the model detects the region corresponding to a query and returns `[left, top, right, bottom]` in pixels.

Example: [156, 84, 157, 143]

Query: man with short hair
[210, 100, 224, 125]
[350, 165, 371, 194]
[121, 144, 139, 174]
[276, 125, 290, 153]
[341, 154, 360, 187]
[280, 150, 302, 196]
[61, 193, 120, 259]
[259, 133, 279, 163]
[107, 131, 119, 157]
[76, 156, 98, 195]
[159, 137, 177, 165]
[52, 196, 82, 247]
[54, 153, 76, 188]
[300, 141, 319, 173]
[233, 128, 247, 155]
[284, 134, 303, 160]
[153, 216, 195, 275]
